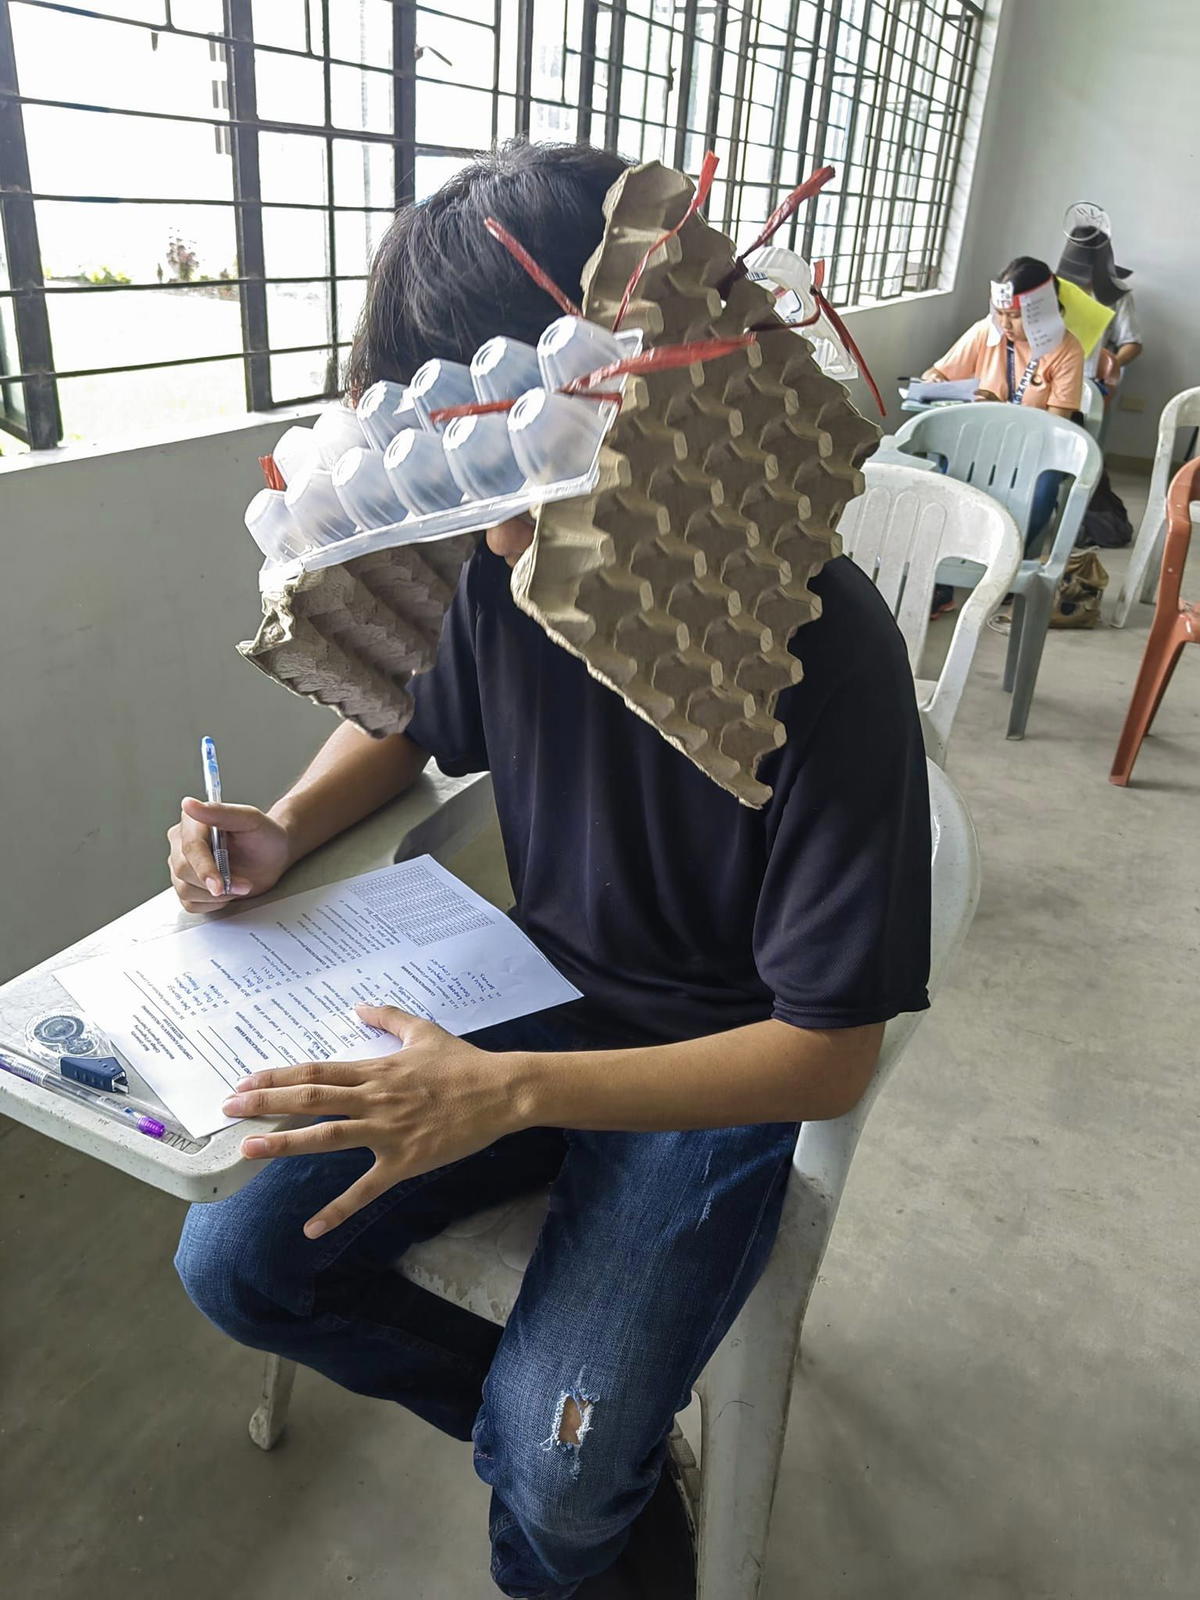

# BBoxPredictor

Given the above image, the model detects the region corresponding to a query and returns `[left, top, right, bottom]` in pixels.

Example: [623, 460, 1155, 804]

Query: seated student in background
[923, 256, 1084, 417]
[923, 258, 1084, 552]
[1056, 220, 1142, 393]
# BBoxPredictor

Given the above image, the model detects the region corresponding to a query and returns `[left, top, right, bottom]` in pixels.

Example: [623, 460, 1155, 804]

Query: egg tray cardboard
[510, 160, 880, 807]
[238, 535, 478, 735]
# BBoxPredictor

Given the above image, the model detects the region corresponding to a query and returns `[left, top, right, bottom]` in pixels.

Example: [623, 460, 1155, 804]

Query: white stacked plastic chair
[1080, 377, 1105, 440]
[1113, 385, 1200, 627]
[892, 402, 1102, 738]
[838, 463, 1023, 765]
[248, 765, 980, 1600]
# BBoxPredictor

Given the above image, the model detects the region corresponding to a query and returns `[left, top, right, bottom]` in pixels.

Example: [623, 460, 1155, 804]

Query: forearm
[921, 366, 949, 381]
[269, 723, 430, 864]
[511, 1018, 884, 1131]
[1114, 341, 1142, 369]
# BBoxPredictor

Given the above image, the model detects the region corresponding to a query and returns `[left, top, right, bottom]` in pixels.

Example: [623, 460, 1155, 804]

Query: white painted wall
[0, 420, 330, 981]
[955, 0, 1200, 459]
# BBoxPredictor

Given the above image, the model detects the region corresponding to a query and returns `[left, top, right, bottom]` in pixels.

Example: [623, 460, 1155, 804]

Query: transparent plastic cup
[537, 315, 627, 392]
[383, 428, 464, 515]
[471, 336, 543, 405]
[272, 424, 319, 489]
[357, 380, 417, 453]
[409, 359, 478, 432]
[245, 488, 308, 562]
[283, 463, 356, 545]
[508, 388, 612, 485]
[332, 446, 407, 530]
[443, 413, 526, 500]
[311, 402, 368, 465]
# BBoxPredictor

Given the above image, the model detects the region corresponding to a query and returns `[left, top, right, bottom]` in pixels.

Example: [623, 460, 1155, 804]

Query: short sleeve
[404, 559, 490, 776]
[1110, 293, 1140, 348]
[1047, 334, 1084, 412]
[753, 667, 931, 1030]
[933, 321, 986, 381]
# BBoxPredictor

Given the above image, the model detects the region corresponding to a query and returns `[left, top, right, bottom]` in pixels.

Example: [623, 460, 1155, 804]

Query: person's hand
[975, 388, 1001, 402]
[167, 797, 293, 912]
[220, 1004, 530, 1238]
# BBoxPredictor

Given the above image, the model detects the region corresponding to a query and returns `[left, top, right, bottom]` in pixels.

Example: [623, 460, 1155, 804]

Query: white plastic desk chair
[1080, 377, 1105, 440]
[892, 402, 1102, 739]
[838, 463, 1023, 765]
[248, 765, 981, 1600]
[1113, 386, 1200, 626]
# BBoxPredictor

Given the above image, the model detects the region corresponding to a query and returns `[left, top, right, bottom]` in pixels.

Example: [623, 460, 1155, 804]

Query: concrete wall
[0, 419, 329, 981]
[954, 0, 1200, 459]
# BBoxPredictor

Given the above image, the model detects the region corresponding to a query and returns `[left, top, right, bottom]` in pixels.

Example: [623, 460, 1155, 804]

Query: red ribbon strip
[612, 150, 720, 332]
[259, 454, 286, 490]
[729, 166, 837, 282]
[483, 217, 582, 317]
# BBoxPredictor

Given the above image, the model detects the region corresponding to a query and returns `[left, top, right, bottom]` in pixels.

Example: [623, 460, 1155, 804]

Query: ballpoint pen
[201, 735, 234, 897]
[0, 1052, 192, 1141]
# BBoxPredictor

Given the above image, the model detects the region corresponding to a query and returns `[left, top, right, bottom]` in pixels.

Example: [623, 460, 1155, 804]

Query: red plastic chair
[1110, 457, 1200, 785]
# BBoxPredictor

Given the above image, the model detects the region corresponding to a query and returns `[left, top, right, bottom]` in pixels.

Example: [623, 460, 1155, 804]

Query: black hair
[1056, 226, 1131, 307]
[999, 256, 1057, 297]
[344, 140, 630, 401]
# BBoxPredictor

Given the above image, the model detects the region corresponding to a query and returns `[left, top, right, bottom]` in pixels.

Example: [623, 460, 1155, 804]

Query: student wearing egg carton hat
[170, 141, 930, 1600]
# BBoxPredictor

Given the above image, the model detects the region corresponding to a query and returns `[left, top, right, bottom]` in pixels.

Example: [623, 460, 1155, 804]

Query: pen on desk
[0, 1053, 189, 1141]
[201, 735, 234, 897]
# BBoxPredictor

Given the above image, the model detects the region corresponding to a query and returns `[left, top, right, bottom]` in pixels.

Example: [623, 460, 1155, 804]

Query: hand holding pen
[167, 749, 293, 914]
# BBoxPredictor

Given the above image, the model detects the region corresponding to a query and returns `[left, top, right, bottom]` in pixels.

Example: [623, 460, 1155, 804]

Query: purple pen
[0, 1053, 183, 1140]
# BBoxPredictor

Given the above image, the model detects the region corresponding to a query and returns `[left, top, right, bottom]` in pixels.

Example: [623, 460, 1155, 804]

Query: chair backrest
[1158, 457, 1200, 614]
[838, 463, 1023, 760]
[1081, 378, 1105, 438]
[1146, 386, 1200, 513]
[892, 402, 1102, 579]
[790, 760, 980, 1204]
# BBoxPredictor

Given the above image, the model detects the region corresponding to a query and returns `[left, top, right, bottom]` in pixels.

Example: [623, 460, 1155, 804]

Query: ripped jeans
[175, 1005, 798, 1599]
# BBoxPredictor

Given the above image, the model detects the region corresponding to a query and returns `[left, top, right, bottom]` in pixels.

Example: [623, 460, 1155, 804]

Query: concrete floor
[4, 472, 1199, 1599]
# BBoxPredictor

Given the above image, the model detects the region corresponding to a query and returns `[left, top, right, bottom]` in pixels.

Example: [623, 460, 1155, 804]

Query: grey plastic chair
[892, 403, 1102, 738]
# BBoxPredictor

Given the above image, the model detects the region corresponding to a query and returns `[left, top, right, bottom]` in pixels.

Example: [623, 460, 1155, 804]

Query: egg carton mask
[240, 158, 879, 806]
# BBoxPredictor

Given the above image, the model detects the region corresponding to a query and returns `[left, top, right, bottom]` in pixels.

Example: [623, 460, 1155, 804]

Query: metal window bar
[0, 0, 982, 450]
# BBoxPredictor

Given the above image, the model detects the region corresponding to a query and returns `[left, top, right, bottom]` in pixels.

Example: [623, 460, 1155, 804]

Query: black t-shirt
[406, 544, 931, 1045]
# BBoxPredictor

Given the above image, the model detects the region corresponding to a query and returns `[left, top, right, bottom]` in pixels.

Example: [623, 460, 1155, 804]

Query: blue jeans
[1026, 469, 1067, 557]
[175, 1006, 798, 1599]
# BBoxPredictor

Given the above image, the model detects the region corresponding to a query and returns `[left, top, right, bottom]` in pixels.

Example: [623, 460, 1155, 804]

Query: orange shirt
[933, 318, 1085, 411]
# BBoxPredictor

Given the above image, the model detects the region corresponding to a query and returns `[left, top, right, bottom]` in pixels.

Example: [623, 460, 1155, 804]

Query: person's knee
[477, 1373, 642, 1551]
[174, 1197, 299, 1346]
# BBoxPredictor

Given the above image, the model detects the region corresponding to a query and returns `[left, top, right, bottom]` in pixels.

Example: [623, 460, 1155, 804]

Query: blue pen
[201, 735, 234, 897]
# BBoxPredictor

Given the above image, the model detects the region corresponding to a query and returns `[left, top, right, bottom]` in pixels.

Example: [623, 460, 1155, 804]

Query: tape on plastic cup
[471, 337, 543, 405]
[245, 488, 307, 562]
[357, 380, 418, 453]
[332, 446, 408, 530]
[283, 463, 357, 545]
[443, 413, 526, 500]
[272, 424, 320, 488]
[409, 359, 478, 432]
[537, 315, 627, 391]
[310, 402, 368, 465]
[383, 428, 464, 515]
[508, 388, 611, 485]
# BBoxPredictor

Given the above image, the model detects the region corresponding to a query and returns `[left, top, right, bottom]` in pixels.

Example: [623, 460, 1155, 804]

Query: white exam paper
[58, 857, 581, 1139]
[904, 377, 979, 404]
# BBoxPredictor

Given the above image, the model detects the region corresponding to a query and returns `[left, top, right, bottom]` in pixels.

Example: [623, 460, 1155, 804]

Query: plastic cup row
[246, 316, 632, 562]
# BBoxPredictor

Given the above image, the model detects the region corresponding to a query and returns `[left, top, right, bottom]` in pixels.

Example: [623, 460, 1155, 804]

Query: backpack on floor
[1075, 469, 1133, 549]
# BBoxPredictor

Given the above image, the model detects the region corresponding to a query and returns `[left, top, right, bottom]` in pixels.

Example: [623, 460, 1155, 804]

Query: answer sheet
[58, 858, 580, 1138]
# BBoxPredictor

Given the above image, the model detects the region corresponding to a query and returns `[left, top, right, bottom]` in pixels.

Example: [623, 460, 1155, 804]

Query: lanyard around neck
[1005, 339, 1038, 404]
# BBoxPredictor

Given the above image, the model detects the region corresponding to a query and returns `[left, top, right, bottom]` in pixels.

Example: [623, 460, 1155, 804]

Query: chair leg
[1110, 633, 1187, 785]
[1002, 592, 1026, 693]
[1113, 518, 1163, 626]
[249, 1353, 298, 1450]
[1005, 585, 1053, 739]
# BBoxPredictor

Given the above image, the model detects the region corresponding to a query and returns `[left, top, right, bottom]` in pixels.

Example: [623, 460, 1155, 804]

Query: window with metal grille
[0, 0, 984, 452]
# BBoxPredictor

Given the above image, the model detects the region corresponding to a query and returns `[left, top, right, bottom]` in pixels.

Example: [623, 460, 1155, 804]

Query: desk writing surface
[0, 770, 494, 1201]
